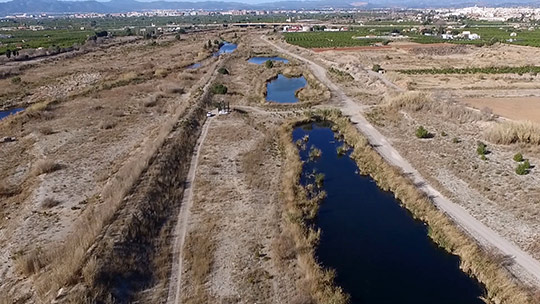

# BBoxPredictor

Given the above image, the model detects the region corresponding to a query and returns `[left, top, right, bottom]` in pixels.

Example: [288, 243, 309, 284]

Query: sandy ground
[463, 96, 540, 123]
[266, 34, 540, 286]
[0, 30, 225, 302]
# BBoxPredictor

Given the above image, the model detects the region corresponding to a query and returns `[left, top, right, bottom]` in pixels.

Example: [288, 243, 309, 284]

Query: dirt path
[166, 114, 213, 304]
[262, 36, 540, 285]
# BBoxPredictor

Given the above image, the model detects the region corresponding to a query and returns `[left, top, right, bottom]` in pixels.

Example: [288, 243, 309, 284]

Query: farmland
[0, 29, 93, 54]
[284, 25, 540, 48]
[283, 31, 383, 48]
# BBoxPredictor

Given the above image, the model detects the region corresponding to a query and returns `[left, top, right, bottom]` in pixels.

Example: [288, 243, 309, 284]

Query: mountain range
[0, 0, 538, 15]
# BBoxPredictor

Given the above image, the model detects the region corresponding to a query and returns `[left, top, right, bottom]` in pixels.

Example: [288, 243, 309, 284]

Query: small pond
[292, 122, 486, 304]
[266, 74, 306, 103]
[214, 42, 237, 56]
[248, 56, 289, 65]
[186, 63, 201, 69]
[0, 108, 24, 120]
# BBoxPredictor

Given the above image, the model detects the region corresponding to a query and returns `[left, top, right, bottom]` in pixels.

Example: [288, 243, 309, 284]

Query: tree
[264, 60, 274, 69]
[5, 49, 11, 59]
[125, 28, 133, 36]
[207, 40, 212, 49]
[218, 67, 229, 75]
[211, 84, 228, 94]
[175, 34, 181, 41]
[179, 28, 186, 34]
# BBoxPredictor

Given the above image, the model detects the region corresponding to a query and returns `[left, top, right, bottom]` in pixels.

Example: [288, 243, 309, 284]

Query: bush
[42, 198, 61, 208]
[415, 126, 430, 139]
[513, 153, 524, 162]
[476, 141, 488, 155]
[452, 137, 460, 144]
[11, 76, 21, 84]
[33, 159, 62, 176]
[265, 60, 274, 69]
[372, 64, 382, 72]
[211, 84, 228, 95]
[516, 160, 531, 175]
[218, 67, 229, 75]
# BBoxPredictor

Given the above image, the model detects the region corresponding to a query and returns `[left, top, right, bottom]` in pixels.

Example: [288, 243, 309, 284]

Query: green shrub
[513, 153, 523, 162]
[452, 137, 460, 144]
[372, 64, 382, 72]
[265, 60, 274, 69]
[476, 141, 488, 155]
[218, 67, 229, 75]
[415, 126, 430, 139]
[211, 84, 228, 94]
[441, 131, 447, 137]
[516, 160, 531, 175]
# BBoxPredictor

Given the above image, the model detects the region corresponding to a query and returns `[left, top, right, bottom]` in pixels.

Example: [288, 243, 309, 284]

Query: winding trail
[262, 36, 540, 285]
[166, 114, 214, 304]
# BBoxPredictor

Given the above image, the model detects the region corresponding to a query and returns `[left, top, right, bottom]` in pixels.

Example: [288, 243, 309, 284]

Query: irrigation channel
[293, 122, 485, 304]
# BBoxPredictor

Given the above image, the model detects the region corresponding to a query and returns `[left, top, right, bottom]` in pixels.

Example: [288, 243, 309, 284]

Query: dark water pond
[248, 56, 289, 64]
[293, 123, 485, 304]
[214, 42, 237, 56]
[186, 63, 201, 69]
[0, 108, 24, 120]
[266, 74, 306, 103]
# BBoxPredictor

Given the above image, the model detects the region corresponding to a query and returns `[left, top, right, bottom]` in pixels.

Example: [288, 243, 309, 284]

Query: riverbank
[280, 110, 537, 304]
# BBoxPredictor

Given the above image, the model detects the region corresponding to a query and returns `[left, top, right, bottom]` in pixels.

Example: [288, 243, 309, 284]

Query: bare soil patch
[463, 96, 540, 123]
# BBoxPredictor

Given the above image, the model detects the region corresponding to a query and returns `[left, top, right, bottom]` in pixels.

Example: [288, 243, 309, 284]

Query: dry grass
[384, 91, 487, 123]
[485, 121, 540, 145]
[311, 109, 535, 304]
[0, 181, 21, 197]
[182, 219, 217, 304]
[38, 126, 54, 135]
[14, 248, 48, 276]
[98, 119, 117, 130]
[41, 198, 61, 209]
[32, 159, 62, 176]
[25, 59, 222, 303]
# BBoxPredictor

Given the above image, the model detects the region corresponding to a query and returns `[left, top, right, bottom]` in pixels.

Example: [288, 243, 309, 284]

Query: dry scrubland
[307, 38, 540, 286]
[0, 29, 233, 303]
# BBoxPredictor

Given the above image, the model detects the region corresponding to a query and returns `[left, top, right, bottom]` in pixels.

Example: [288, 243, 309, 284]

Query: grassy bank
[281, 109, 537, 304]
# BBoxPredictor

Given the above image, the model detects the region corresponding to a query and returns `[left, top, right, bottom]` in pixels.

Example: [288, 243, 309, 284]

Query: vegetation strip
[281, 109, 536, 304]
[398, 66, 540, 75]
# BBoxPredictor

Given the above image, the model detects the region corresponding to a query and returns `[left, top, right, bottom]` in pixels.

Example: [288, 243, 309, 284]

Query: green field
[0, 29, 93, 55]
[284, 25, 540, 48]
[283, 30, 387, 48]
